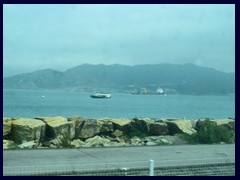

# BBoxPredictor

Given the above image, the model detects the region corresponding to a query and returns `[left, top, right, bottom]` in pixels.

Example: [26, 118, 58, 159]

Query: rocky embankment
[3, 116, 235, 149]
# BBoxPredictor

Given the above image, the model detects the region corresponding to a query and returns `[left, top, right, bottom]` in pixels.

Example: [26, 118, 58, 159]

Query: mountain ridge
[3, 63, 235, 95]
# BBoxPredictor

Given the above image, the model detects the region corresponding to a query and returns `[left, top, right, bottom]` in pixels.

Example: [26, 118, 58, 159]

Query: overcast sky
[3, 4, 235, 77]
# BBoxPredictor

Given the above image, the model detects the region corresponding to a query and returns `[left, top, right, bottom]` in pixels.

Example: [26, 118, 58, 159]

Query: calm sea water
[3, 89, 235, 119]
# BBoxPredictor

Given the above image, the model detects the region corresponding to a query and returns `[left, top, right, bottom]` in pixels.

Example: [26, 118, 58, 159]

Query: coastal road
[3, 144, 235, 176]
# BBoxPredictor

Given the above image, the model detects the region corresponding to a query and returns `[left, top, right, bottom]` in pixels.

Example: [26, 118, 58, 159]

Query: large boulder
[143, 136, 179, 146]
[196, 119, 235, 131]
[133, 118, 155, 128]
[68, 115, 84, 122]
[196, 118, 216, 128]
[130, 136, 142, 145]
[77, 119, 102, 139]
[36, 116, 75, 139]
[84, 135, 111, 147]
[48, 134, 73, 148]
[11, 118, 46, 144]
[70, 139, 85, 148]
[3, 140, 15, 149]
[166, 119, 196, 135]
[143, 136, 159, 146]
[18, 141, 37, 149]
[108, 118, 132, 134]
[157, 135, 188, 145]
[129, 118, 149, 135]
[113, 137, 128, 146]
[68, 115, 84, 127]
[148, 122, 169, 135]
[111, 130, 123, 137]
[3, 118, 12, 138]
[97, 119, 114, 134]
[68, 115, 85, 138]
[109, 118, 150, 136]
[194, 119, 235, 144]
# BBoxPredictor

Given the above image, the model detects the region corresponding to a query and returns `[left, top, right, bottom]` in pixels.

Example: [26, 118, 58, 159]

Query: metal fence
[3, 157, 235, 176]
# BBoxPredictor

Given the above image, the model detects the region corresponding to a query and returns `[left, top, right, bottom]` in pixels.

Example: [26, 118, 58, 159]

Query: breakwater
[3, 116, 235, 149]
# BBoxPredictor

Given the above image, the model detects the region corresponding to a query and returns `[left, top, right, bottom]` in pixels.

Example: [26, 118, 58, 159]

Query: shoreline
[3, 116, 235, 149]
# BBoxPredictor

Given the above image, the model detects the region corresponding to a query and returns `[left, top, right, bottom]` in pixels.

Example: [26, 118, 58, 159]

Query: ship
[131, 87, 166, 95]
[90, 92, 111, 99]
[156, 87, 166, 95]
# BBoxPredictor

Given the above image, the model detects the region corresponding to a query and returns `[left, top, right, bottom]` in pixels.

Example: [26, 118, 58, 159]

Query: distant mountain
[3, 63, 235, 95]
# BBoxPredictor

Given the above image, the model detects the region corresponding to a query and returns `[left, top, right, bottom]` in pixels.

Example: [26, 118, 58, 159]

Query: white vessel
[156, 87, 166, 95]
[90, 92, 111, 99]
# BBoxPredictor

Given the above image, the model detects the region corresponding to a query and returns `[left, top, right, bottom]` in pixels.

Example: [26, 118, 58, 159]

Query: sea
[3, 89, 235, 120]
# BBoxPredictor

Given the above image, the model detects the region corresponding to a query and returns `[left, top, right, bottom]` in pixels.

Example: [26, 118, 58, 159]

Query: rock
[11, 118, 46, 144]
[214, 119, 235, 131]
[49, 136, 62, 146]
[36, 116, 75, 139]
[191, 119, 198, 128]
[49, 144, 58, 148]
[148, 122, 169, 135]
[49, 135, 73, 148]
[68, 115, 84, 122]
[18, 141, 37, 149]
[41, 141, 51, 148]
[166, 120, 196, 135]
[159, 138, 170, 144]
[109, 118, 132, 127]
[132, 118, 155, 128]
[109, 137, 127, 146]
[196, 119, 216, 128]
[130, 118, 149, 135]
[70, 139, 85, 148]
[77, 119, 102, 139]
[113, 137, 126, 143]
[146, 141, 158, 146]
[99, 121, 114, 134]
[196, 119, 235, 131]
[143, 136, 182, 146]
[137, 118, 156, 124]
[227, 121, 235, 131]
[130, 136, 142, 145]
[84, 135, 111, 147]
[194, 119, 235, 144]
[111, 130, 123, 137]
[108, 118, 132, 134]
[167, 135, 188, 145]
[143, 136, 157, 146]
[3, 118, 12, 137]
[68, 115, 85, 135]
[3, 140, 15, 149]
[97, 119, 114, 133]
[229, 133, 235, 143]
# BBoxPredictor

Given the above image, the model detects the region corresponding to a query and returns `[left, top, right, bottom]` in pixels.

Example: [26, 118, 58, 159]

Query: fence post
[149, 159, 154, 176]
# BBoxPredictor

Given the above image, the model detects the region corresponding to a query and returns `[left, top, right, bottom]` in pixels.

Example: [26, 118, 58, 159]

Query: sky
[3, 4, 235, 77]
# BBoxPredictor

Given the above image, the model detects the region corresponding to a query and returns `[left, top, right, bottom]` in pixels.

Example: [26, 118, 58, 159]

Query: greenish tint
[56, 133, 74, 148]
[179, 120, 235, 144]
[127, 119, 149, 138]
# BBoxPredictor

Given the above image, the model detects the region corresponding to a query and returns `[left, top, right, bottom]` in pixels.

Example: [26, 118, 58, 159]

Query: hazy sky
[3, 4, 235, 77]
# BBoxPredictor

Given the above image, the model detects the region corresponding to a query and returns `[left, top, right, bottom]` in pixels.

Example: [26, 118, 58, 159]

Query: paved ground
[3, 144, 235, 176]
